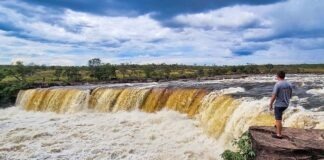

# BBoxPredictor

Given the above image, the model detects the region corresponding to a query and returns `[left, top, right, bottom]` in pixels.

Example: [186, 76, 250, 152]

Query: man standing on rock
[269, 71, 293, 139]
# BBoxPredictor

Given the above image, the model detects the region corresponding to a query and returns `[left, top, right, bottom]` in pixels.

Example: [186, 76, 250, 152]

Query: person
[269, 71, 292, 139]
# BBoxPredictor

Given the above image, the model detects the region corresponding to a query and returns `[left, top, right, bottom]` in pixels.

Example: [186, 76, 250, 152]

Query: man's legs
[275, 120, 282, 136]
[274, 107, 287, 137]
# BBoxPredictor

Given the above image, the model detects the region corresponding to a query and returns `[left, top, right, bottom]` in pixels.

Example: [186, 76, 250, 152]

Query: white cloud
[174, 6, 267, 29]
[242, 0, 324, 41]
[63, 10, 172, 43]
[0, 0, 323, 66]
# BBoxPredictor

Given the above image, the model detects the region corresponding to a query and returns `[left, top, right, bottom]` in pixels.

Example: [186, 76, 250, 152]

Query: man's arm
[270, 83, 278, 110]
[269, 94, 276, 110]
[289, 84, 293, 99]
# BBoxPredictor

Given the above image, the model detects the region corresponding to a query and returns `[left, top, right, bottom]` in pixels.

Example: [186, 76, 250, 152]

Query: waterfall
[15, 86, 324, 143]
[89, 87, 124, 112]
[112, 88, 151, 112]
[141, 88, 171, 112]
[17, 88, 89, 113]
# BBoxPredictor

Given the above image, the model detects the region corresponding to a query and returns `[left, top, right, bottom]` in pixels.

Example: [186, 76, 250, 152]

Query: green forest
[0, 58, 324, 107]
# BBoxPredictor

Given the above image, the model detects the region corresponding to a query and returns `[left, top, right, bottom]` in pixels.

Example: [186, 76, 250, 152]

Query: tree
[5, 61, 33, 82]
[164, 67, 171, 79]
[157, 70, 164, 79]
[54, 68, 63, 81]
[88, 58, 101, 67]
[244, 65, 260, 74]
[179, 69, 184, 75]
[91, 64, 116, 81]
[63, 67, 81, 82]
[107, 64, 117, 80]
[230, 66, 238, 73]
[134, 70, 142, 79]
[207, 69, 214, 77]
[118, 66, 127, 79]
[88, 58, 102, 81]
[211, 67, 220, 76]
[197, 68, 204, 77]
[218, 67, 227, 75]
[266, 64, 274, 73]
[143, 65, 153, 79]
[237, 66, 245, 73]
[0, 71, 5, 81]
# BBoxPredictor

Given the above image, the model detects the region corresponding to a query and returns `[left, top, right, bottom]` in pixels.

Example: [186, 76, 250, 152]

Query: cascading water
[16, 88, 89, 113]
[141, 88, 171, 112]
[1, 75, 324, 159]
[89, 87, 124, 112]
[14, 83, 324, 145]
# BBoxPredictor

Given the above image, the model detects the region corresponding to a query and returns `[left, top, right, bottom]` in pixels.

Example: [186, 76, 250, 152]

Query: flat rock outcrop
[249, 126, 324, 160]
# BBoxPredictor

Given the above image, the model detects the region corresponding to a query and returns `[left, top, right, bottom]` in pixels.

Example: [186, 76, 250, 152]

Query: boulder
[249, 126, 324, 160]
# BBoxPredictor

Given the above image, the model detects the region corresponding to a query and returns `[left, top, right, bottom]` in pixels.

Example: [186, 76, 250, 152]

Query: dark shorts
[274, 107, 287, 120]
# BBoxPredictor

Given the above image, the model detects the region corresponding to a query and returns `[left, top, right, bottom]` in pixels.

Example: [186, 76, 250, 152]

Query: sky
[0, 0, 323, 66]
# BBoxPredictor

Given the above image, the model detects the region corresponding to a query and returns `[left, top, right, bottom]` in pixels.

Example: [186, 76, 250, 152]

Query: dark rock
[249, 126, 324, 160]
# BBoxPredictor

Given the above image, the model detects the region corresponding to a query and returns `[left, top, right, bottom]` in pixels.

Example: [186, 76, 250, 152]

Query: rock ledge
[249, 126, 324, 160]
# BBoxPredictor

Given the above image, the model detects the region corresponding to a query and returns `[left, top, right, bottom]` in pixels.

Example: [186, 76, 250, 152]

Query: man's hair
[277, 71, 285, 79]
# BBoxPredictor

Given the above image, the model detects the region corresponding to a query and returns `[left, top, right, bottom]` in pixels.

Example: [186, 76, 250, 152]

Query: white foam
[220, 87, 245, 94]
[0, 107, 222, 160]
[216, 97, 324, 148]
[306, 88, 324, 95]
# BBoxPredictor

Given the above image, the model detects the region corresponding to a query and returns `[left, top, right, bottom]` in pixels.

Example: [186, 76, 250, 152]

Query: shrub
[0, 82, 30, 108]
[221, 132, 255, 160]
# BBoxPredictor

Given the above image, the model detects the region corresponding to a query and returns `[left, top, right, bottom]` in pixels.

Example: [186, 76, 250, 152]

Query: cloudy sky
[0, 0, 323, 66]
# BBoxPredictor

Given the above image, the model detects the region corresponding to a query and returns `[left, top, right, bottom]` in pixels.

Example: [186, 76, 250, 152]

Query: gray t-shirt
[272, 80, 293, 108]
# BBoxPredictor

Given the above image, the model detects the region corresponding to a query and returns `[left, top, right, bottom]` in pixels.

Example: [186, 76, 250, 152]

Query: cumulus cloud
[0, 0, 323, 65]
[243, 0, 324, 41]
[174, 6, 266, 30]
[25, 0, 286, 19]
[62, 10, 172, 43]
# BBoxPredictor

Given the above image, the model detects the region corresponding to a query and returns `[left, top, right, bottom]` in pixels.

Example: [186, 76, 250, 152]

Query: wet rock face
[249, 126, 324, 160]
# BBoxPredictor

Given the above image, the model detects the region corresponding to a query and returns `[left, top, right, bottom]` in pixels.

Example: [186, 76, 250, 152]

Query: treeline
[0, 59, 323, 107]
[1, 59, 323, 84]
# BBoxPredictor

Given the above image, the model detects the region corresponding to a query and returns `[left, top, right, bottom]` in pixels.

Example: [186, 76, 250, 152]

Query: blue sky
[0, 0, 323, 65]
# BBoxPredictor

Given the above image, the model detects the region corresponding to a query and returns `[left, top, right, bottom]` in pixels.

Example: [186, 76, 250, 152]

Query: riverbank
[249, 126, 324, 159]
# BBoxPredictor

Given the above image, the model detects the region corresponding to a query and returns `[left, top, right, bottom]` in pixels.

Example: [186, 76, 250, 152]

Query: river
[1, 74, 324, 159]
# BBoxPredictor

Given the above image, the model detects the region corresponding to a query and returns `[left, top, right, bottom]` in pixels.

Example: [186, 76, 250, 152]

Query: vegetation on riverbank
[0, 82, 28, 108]
[0, 58, 324, 107]
[1, 59, 324, 84]
[221, 132, 255, 160]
